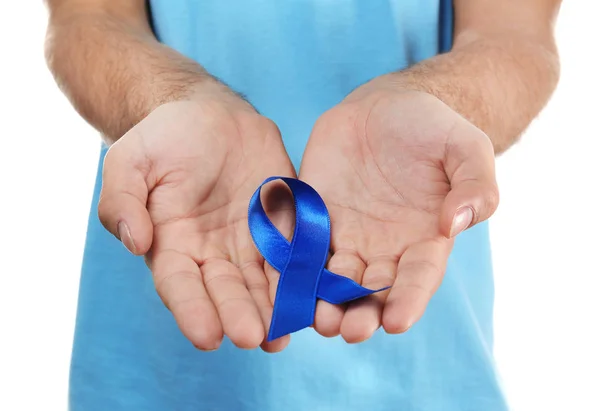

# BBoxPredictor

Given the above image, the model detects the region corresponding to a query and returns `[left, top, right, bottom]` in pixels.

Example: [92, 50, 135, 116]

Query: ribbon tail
[316, 269, 390, 304]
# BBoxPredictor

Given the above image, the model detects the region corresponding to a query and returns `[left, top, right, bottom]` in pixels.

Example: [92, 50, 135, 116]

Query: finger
[440, 124, 499, 238]
[203, 259, 265, 349]
[314, 249, 366, 337]
[240, 261, 290, 353]
[340, 256, 396, 343]
[152, 249, 223, 351]
[264, 261, 281, 306]
[98, 139, 153, 255]
[382, 238, 452, 334]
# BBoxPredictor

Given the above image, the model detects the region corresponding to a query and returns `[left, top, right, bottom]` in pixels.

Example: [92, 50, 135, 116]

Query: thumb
[98, 139, 154, 255]
[440, 126, 499, 238]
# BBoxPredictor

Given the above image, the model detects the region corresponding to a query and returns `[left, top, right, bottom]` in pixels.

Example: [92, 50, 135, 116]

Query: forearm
[351, 0, 561, 154]
[45, 3, 229, 144]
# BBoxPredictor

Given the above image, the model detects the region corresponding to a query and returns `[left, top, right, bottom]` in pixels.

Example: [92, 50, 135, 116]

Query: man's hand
[45, 1, 297, 352]
[98, 93, 295, 353]
[299, 89, 498, 343]
[299, 0, 561, 342]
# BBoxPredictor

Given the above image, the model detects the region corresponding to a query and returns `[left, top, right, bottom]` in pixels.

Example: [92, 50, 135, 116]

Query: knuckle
[154, 269, 199, 298]
[401, 260, 444, 288]
[203, 270, 245, 288]
[328, 263, 361, 279]
[246, 280, 269, 294]
[364, 271, 395, 288]
[482, 186, 500, 215]
[214, 297, 249, 311]
[96, 195, 114, 231]
[328, 249, 365, 277]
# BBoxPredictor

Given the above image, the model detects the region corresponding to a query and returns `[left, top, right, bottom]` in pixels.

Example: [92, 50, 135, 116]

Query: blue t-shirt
[70, 1, 508, 410]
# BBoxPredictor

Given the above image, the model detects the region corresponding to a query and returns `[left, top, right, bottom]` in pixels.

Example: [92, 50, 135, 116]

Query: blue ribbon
[248, 176, 389, 341]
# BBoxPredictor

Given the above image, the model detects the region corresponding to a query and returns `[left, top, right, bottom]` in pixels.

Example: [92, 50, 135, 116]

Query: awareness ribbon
[248, 176, 389, 341]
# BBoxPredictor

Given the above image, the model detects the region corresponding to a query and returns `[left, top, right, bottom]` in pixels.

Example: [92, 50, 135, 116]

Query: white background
[0, 3, 598, 411]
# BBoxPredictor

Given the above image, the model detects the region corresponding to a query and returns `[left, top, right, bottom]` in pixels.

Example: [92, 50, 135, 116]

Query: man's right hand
[98, 91, 295, 353]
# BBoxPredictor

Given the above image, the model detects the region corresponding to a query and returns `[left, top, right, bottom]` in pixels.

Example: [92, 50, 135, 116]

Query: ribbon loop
[248, 177, 389, 341]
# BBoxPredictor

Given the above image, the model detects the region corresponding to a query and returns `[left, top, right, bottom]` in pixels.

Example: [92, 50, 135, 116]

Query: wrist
[111, 65, 256, 143]
[342, 74, 429, 106]
[142, 82, 272, 143]
[183, 79, 256, 114]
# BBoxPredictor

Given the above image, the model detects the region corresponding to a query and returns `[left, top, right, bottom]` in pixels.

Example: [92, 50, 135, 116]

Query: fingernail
[117, 221, 136, 254]
[450, 207, 474, 238]
[205, 337, 224, 352]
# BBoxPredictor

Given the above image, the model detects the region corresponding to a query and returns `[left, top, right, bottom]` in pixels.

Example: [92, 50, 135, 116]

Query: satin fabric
[248, 176, 388, 340]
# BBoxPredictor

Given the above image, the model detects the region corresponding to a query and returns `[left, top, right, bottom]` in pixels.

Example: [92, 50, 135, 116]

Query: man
[45, 0, 561, 410]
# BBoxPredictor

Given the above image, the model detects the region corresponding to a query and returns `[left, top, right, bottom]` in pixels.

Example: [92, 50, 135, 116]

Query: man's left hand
[299, 85, 499, 343]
